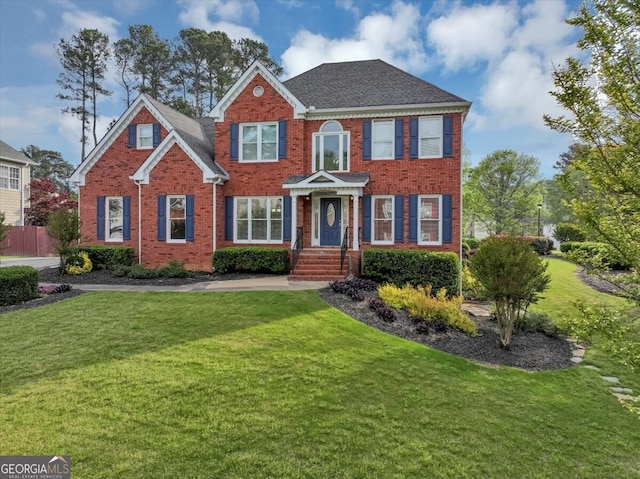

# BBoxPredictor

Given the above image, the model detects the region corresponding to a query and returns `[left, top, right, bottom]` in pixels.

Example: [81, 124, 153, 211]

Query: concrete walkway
[1, 257, 58, 270]
[57, 276, 330, 293]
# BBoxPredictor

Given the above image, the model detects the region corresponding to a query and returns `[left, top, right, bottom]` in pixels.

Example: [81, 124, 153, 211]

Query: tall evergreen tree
[22, 145, 74, 193]
[128, 25, 173, 101]
[56, 29, 111, 161]
[113, 38, 137, 107]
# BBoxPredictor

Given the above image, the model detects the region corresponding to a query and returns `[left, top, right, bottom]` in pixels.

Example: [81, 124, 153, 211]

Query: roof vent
[253, 86, 264, 97]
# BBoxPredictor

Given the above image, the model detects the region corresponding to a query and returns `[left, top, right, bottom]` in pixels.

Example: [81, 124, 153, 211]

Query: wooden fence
[1, 226, 54, 257]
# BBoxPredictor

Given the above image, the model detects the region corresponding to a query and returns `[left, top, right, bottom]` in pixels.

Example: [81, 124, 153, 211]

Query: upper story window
[313, 121, 349, 172]
[418, 195, 442, 245]
[137, 124, 153, 149]
[419, 116, 443, 158]
[241, 123, 277, 162]
[372, 120, 394, 160]
[0, 165, 20, 190]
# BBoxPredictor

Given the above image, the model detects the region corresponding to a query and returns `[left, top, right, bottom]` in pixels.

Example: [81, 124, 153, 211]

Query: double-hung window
[168, 195, 186, 242]
[372, 120, 394, 160]
[313, 121, 349, 172]
[0, 165, 19, 190]
[372, 195, 394, 244]
[241, 123, 277, 162]
[137, 124, 153, 149]
[419, 116, 443, 158]
[418, 195, 441, 244]
[235, 197, 282, 243]
[106, 197, 124, 242]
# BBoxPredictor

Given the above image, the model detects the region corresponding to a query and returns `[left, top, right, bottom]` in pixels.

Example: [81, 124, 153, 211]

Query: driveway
[0, 257, 58, 270]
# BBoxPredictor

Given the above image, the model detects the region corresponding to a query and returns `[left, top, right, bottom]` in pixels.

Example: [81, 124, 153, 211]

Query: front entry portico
[283, 171, 370, 251]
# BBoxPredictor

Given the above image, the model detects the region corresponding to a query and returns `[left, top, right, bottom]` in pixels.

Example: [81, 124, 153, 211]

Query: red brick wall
[79, 107, 215, 271]
[214, 73, 462, 256]
[80, 75, 464, 271]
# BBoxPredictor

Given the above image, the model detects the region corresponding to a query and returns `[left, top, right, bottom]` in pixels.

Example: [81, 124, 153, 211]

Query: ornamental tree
[469, 236, 550, 349]
[24, 179, 77, 226]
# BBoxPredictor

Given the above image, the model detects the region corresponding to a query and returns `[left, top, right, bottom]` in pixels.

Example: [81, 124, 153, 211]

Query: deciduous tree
[544, 0, 640, 303]
[465, 150, 542, 235]
[24, 179, 77, 226]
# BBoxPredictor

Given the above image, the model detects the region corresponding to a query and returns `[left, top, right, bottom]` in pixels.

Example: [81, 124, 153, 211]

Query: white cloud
[427, 3, 518, 72]
[427, 0, 577, 132]
[336, 0, 360, 18]
[59, 10, 120, 40]
[178, 0, 259, 25]
[33, 8, 46, 23]
[282, 1, 428, 78]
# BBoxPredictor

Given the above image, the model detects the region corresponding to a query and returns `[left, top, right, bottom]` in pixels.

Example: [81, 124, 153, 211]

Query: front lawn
[1, 290, 639, 478]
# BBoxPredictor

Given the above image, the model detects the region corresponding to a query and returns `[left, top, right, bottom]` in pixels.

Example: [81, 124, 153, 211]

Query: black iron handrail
[292, 227, 303, 270]
[340, 226, 350, 274]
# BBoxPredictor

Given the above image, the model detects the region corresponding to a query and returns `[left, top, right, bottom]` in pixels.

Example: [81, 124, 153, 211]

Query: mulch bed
[317, 288, 574, 371]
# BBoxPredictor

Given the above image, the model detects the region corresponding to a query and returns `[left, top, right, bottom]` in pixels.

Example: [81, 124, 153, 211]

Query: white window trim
[419, 116, 443, 159]
[371, 195, 394, 245]
[239, 122, 278, 163]
[372, 119, 394, 160]
[312, 121, 350, 172]
[418, 194, 442, 245]
[137, 124, 153, 150]
[167, 194, 187, 243]
[233, 196, 283, 244]
[105, 196, 124, 243]
[0, 165, 20, 191]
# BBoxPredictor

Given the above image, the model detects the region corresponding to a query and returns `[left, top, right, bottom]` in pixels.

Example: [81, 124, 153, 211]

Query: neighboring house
[0, 140, 36, 225]
[71, 59, 471, 278]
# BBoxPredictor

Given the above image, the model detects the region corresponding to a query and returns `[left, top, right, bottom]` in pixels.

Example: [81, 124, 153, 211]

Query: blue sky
[0, 0, 582, 177]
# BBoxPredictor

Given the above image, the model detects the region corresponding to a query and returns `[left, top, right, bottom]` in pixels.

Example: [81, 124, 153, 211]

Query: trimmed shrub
[561, 241, 630, 270]
[156, 259, 192, 278]
[65, 251, 93, 275]
[553, 223, 586, 243]
[461, 265, 487, 301]
[378, 283, 478, 336]
[329, 278, 376, 301]
[70, 245, 135, 270]
[0, 266, 39, 306]
[362, 249, 460, 295]
[463, 238, 480, 249]
[518, 311, 561, 337]
[368, 298, 397, 322]
[213, 247, 289, 274]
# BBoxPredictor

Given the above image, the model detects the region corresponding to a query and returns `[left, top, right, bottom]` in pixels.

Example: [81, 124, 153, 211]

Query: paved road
[0, 257, 58, 270]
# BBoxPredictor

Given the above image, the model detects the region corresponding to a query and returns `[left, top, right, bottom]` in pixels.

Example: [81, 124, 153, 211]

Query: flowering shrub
[65, 251, 93, 275]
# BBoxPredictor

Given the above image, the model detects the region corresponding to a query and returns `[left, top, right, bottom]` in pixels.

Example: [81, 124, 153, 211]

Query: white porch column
[352, 194, 359, 251]
[290, 193, 298, 250]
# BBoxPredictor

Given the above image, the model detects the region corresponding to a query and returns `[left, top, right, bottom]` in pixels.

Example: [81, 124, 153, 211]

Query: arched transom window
[312, 121, 350, 172]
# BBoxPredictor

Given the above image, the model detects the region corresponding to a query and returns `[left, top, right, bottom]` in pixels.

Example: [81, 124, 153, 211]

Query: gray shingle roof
[283, 59, 468, 109]
[145, 95, 228, 178]
[0, 140, 36, 165]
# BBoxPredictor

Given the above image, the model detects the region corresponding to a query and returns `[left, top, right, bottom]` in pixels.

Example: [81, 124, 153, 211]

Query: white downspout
[136, 180, 142, 264]
[212, 180, 217, 253]
[76, 185, 80, 245]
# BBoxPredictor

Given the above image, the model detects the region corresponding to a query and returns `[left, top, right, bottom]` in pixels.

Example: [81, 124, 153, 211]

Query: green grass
[532, 257, 640, 391]
[1, 289, 639, 478]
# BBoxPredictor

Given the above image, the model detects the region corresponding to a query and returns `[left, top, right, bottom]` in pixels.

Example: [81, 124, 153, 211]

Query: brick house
[70, 59, 471, 279]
